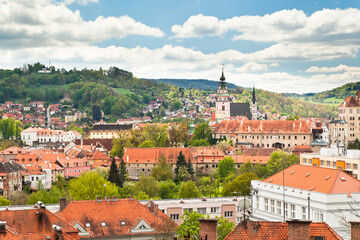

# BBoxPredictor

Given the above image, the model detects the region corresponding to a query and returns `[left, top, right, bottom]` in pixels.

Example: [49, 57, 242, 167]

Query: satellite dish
[238, 198, 251, 210]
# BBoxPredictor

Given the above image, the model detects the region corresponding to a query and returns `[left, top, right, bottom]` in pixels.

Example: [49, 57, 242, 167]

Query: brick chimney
[59, 198, 67, 212]
[349, 221, 360, 240]
[199, 218, 218, 240]
[287, 220, 311, 240]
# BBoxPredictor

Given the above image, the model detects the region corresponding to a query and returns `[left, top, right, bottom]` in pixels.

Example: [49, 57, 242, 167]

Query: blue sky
[1, 0, 360, 93]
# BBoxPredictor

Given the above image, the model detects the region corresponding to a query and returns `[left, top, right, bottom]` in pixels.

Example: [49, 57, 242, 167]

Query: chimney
[105, 196, 110, 202]
[286, 220, 311, 240]
[59, 198, 67, 212]
[112, 196, 118, 202]
[96, 196, 102, 202]
[53, 225, 63, 240]
[349, 221, 360, 240]
[0, 221, 6, 234]
[199, 219, 218, 240]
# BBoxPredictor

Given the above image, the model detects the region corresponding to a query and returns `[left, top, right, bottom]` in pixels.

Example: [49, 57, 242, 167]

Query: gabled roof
[262, 164, 360, 195]
[0, 161, 24, 173]
[86, 150, 110, 161]
[0, 207, 79, 240]
[0, 146, 25, 154]
[339, 96, 360, 107]
[123, 147, 194, 164]
[57, 199, 176, 238]
[224, 221, 342, 240]
[292, 145, 313, 152]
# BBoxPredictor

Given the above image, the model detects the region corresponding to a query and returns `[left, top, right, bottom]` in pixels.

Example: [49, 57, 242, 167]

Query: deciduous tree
[218, 157, 236, 179]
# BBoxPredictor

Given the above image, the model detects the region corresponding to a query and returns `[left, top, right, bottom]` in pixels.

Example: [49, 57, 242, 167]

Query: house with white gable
[251, 164, 360, 240]
[21, 127, 82, 146]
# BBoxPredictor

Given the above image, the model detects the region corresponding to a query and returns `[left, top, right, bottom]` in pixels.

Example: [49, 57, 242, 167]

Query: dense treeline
[312, 81, 360, 101]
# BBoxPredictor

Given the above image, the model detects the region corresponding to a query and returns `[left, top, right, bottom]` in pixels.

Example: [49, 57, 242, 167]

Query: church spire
[220, 66, 225, 81]
[252, 84, 256, 104]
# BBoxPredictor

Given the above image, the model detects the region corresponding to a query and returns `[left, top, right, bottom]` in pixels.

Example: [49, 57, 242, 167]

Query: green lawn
[114, 88, 133, 95]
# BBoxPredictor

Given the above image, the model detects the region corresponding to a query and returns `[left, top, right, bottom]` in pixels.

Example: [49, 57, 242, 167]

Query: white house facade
[251, 164, 360, 240]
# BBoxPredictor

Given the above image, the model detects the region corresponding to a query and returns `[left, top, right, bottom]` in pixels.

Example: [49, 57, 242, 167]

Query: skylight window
[305, 173, 310, 177]
[85, 223, 90, 228]
[101, 222, 106, 227]
[121, 221, 126, 226]
[325, 176, 330, 180]
[290, 171, 295, 175]
[341, 177, 346, 181]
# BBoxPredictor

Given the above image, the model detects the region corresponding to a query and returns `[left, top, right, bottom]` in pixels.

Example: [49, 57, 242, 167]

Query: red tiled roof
[213, 120, 311, 134]
[0, 146, 25, 154]
[292, 145, 313, 153]
[225, 221, 342, 240]
[57, 199, 176, 238]
[263, 164, 360, 195]
[0, 208, 79, 240]
[339, 96, 360, 107]
[124, 147, 194, 164]
[26, 165, 44, 175]
[87, 150, 110, 161]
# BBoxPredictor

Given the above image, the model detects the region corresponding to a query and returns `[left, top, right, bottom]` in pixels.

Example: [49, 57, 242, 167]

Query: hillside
[0, 63, 337, 119]
[312, 81, 360, 101]
[147, 78, 238, 90]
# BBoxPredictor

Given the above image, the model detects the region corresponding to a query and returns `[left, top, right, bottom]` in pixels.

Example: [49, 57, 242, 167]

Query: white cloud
[0, 0, 164, 49]
[64, 0, 99, 5]
[306, 64, 360, 73]
[237, 62, 268, 72]
[270, 63, 279, 67]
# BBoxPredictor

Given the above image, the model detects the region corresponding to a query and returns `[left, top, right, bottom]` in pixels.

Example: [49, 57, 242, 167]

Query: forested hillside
[312, 81, 360, 101]
[0, 63, 337, 119]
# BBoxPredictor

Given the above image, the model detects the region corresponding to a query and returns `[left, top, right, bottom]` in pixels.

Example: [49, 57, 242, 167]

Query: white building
[140, 196, 251, 225]
[251, 164, 360, 240]
[21, 128, 82, 146]
[25, 165, 52, 190]
[301, 147, 360, 179]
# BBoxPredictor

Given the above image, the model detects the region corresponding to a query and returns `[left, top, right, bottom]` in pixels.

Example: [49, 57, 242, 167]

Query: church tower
[215, 68, 231, 123]
[251, 85, 258, 120]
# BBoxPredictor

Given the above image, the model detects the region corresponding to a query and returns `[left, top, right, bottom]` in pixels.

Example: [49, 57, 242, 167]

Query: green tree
[266, 151, 299, 177]
[159, 180, 177, 199]
[218, 157, 236, 179]
[108, 158, 120, 186]
[197, 176, 212, 197]
[0, 196, 11, 206]
[139, 140, 155, 148]
[177, 210, 204, 240]
[118, 159, 127, 188]
[110, 132, 129, 158]
[151, 154, 174, 181]
[27, 187, 68, 204]
[175, 151, 188, 183]
[222, 172, 258, 196]
[187, 158, 194, 176]
[92, 105, 102, 121]
[68, 171, 118, 200]
[178, 180, 201, 198]
[134, 191, 151, 200]
[192, 123, 212, 142]
[134, 175, 160, 198]
[217, 216, 235, 240]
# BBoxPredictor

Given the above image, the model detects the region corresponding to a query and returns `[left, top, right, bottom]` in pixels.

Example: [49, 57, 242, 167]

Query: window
[85, 223, 90, 228]
[197, 208, 206, 214]
[265, 198, 269, 212]
[271, 200, 275, 213]
[277, 201, 281, 215]
[211, 207, 219, 213]
[291, 204, 296, 218]
[170, 214, 179, 220]
[354, 164, 358, 170]
[101, 222, 106, 227]
[256, 196, 259, 209]
[347, 163, 351, 169]
[327, 161, 330, 167]
[320, 160, 324, 166]
[303, 158, 307, 164]
[184, 208, 193, 213]
[224, 211, 233, 218]
[284, 203, 288, 217]
[302, 207, 306, 220]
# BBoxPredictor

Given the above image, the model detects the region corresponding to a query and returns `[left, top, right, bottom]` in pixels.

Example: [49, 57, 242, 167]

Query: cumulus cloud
[172, 9, 360, 44]
[64, 0, 99, 5]
[306, 64, 360, 73]
[237, 62, 268, 72]
[0, 0, 164, 49]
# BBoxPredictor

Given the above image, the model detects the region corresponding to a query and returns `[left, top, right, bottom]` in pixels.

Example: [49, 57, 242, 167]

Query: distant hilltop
[148, 78, 239, 90]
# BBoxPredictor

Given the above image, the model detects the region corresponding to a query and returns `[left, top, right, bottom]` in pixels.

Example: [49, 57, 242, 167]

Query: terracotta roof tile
[263, 164, 360, 195]
[124, 147, 194, 164]
[292, 145, 313, 153]
[57, 199, 176, 238]
[225, 221, 342, 240]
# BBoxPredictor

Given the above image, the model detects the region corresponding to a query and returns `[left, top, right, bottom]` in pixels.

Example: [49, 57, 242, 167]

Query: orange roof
[14, 153, 41, 165]
[233, 155, 271, 164]
[225, 221, 342, 240]
[57, 199, 176, 238]
[339, 96, 360, 107]
[40, 153, 67, 163]
[226, 146, 236, 151]
[263, 164, 360, 195]
[213, 120, 311, 134]
[292, 145, 313, 153]
[0, 146, 25, 154]
[87, 150, 110, 161]
[56, 157, 90, 168]
[124, 147, 194, 164]
[26, 165, 44, 175]
[0, 207, 79, 240]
